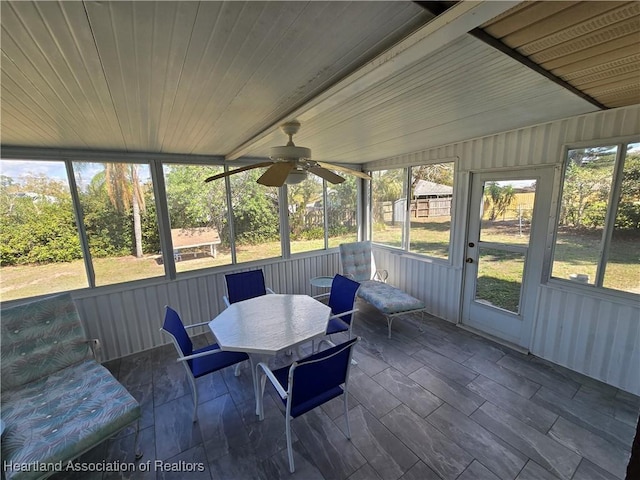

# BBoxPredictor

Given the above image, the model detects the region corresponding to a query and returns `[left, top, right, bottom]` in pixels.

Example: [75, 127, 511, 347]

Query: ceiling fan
[204, 120, 371, 187]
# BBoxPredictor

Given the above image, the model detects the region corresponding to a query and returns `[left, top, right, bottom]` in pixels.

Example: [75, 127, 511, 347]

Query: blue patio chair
[256, 337, 359, 473]
[315, 274, 360, 339]
[223, 269, 276, 307]
[160, 306, 252, 422]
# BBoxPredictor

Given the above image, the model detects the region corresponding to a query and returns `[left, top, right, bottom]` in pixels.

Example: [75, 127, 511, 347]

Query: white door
[461, 168, 554, 349]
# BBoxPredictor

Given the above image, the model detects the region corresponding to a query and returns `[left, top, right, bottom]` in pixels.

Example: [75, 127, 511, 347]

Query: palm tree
[484, 182, 515, 221]
[104, 163, 146, 258]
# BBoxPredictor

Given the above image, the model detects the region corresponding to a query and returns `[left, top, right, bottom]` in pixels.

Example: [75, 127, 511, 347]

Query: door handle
[465, 258, 473, 263]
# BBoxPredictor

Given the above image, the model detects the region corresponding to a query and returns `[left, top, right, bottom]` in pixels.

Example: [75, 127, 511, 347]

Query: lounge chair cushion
[358, 280, 425, 315]
[1, 359, 140, 480]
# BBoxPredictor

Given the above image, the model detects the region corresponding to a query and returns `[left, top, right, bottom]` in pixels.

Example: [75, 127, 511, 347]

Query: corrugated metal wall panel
[371, 247, 460, 323]
[366, 104, 639, 171]
[533, 286, 640, 394]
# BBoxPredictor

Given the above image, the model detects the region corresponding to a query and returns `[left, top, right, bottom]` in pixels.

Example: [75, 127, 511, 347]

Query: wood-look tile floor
[54, 302, 638, 480]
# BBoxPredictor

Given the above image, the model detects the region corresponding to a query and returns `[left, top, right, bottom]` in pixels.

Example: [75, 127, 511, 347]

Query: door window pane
[327, 176, 358, 248]
[74, 161, 163, 286]
[1, 160, 87, 300]
[552, 146, 618, 285]
[603, 143, 640, 293]
[475, 247, 525, 314]
[229, 168, 281, 263]
[371, 169, 406, 248]
[163, 164, 231, 273]
[288, 174, 324, 254]
[480, 180, 536, 246]
[409, 163, 454, 259]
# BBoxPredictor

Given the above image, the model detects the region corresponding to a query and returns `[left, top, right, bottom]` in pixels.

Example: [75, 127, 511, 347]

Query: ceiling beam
[225, 0, 522, 161]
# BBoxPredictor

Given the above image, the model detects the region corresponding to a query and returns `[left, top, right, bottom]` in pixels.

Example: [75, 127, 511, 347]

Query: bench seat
[2, 359, 140, 480]
[1, 293, 141, 480]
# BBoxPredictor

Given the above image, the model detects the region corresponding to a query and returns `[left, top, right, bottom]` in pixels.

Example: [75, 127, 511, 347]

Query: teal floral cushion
[358, 280, 425, 314]
[1, 359, 140, 480]
[1, 293, 91, 390]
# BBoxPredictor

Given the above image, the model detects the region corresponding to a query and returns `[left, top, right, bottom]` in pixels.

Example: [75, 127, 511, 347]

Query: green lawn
[2, 222, 638, 302]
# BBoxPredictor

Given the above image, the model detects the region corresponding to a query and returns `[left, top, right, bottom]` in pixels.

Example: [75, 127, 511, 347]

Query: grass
[476, 249, 525, 313]
[1, 221, 638, 302]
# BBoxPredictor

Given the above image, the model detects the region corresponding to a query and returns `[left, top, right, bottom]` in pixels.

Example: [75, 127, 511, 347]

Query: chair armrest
[257, 362, 288, 399]
[329, 308, 358, 320]
[374, 269, 388, 282]
[316, 339, 335, 351]
[177, 348, 223, 362]
[266, 288, 276, 295]
[313, 292, 330, 300]
[223, 296, 231, 308]
[184, 320, 210, 329]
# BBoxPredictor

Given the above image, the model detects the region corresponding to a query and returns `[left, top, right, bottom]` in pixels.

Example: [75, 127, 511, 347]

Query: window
[163, 164, 231, 273]
[370, 163, 455, 260]
[327, 175, 358, 248]
[74, 161, 163, 286]
[0, 160, 87, 300]
[229, 168, 281, 263]
[409, 162, 454, 259]
[288, 174, 324, 254]
[552, 142, 640, 295]
[371, 168, 407, 249]
[1, 156, 363, 301]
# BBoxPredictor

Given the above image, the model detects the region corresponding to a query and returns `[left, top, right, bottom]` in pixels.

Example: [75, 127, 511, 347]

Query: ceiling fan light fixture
[269, 145, 311, 161]
[284, 169, 308, 185]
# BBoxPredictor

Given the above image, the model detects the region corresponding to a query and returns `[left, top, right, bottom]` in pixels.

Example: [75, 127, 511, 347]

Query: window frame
[367, 160, 457, 264]
[0, 151, 367, 300]
[548, 136, 640, 299]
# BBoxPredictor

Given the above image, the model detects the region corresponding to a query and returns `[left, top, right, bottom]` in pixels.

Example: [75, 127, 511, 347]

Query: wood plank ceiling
[480, 0, 640, 109]
[1, 1, 637, 166]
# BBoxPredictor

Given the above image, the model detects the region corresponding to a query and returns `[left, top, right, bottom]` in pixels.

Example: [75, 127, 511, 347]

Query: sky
[1, 159, 71, 181]
[0, 160, 151, 189]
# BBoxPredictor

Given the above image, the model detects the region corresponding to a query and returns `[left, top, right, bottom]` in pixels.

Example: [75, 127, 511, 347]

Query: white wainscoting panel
[533, 285, 640, 395]
[73, 252, 342, 361]
[371, 247, 461, 323]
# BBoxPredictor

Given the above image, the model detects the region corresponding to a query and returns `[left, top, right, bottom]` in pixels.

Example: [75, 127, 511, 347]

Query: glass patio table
[208, 294, 331, 414]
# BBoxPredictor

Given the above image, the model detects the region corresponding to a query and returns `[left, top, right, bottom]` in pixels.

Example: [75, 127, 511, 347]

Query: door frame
[460, 166, 556, 350]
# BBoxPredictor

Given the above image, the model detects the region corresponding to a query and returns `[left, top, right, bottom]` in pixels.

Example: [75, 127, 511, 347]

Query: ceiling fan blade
[316, 162, 371, 180]
[308, 166, 345, 184]
[257, 162, 296, 187]
[204, 162, 275, 182]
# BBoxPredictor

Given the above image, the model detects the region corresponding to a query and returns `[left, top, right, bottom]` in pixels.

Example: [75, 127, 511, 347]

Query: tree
[327, 175, 357, 234]
[164, 164, 228, 239]
[615, 153, 640, 230]
[229, 169, 280, 244]
[80, 171, 132, 257]
[560, 148, 615, 228]
[104, 163, 146, 257]
[412, 163, 454, 188]
[372, 169, 405, 224]
[484, 182, 515, 221]
[287, 176, 323, 239]
[0, 174, 81, 265]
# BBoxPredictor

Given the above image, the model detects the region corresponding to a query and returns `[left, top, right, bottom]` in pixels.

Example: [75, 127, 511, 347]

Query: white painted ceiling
[1, 1, 609, 166]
